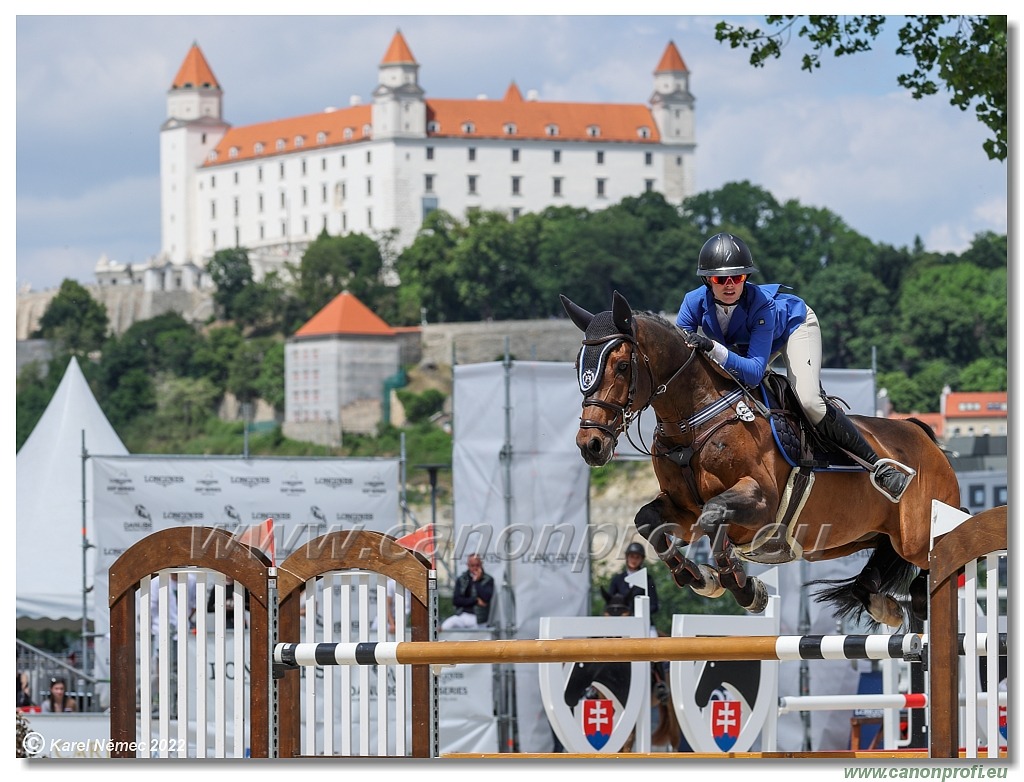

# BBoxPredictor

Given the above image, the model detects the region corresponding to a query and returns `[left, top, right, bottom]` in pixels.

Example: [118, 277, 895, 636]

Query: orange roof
[655, 41, 687, 73]
[945, 392, 1007, 418]
[381, 30, 416, 65]
[426, 96, 659, 143]
[294, 291, 395, 338]
[503, 81, 524, 102]
[172, 42, 219, 90]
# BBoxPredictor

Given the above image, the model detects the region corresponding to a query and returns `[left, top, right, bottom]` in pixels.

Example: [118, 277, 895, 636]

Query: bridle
[577, 321, 698, 448]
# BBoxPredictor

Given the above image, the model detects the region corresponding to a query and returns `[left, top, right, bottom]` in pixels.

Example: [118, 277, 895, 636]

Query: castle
[17, 30, 697, 340]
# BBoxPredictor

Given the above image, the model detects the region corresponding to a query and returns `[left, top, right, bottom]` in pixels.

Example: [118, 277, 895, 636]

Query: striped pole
[778, 691, 1008, 714]
[274, 633, 923, 668]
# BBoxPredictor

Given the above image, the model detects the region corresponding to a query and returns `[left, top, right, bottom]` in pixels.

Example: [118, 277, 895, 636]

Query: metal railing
[16, 638, 104, 712]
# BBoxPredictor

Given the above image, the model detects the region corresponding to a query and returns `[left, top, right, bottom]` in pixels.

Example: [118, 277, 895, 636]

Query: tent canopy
[16, 357, 128, 624]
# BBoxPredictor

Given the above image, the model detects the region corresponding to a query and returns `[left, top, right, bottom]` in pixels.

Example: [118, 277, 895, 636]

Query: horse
[562, 589, 682, 751]
[560, 290, 961, 628]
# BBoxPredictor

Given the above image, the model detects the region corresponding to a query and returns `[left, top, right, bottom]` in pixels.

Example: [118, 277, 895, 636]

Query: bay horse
[561, 291, 961, 628]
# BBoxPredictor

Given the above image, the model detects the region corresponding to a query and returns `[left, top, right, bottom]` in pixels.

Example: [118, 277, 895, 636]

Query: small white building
[284, 291, 403, 443]
[117, 29, 697, 286]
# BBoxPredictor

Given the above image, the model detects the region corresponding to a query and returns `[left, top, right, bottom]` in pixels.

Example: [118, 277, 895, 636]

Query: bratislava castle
[100, 30, 696, 290]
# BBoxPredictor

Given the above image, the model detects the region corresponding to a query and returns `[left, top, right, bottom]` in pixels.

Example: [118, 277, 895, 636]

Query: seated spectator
[41, 677, 77, 713]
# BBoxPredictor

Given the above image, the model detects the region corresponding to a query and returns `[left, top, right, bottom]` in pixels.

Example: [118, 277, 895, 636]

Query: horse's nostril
[587, 439, 603, 454]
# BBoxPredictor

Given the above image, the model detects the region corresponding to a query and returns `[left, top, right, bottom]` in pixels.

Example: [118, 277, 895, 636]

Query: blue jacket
[675, 282, 807, 387]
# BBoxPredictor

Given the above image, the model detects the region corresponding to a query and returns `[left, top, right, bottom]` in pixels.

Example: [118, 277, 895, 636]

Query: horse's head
[560, 291, 643, 466]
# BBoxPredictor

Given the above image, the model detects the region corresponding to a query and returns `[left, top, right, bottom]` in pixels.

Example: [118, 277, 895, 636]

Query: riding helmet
[625, 542, 645, 557]
[696, 232, 758, 278]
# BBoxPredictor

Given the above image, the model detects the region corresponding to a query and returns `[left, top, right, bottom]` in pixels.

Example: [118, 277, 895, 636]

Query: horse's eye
[616, 360, 629, 374]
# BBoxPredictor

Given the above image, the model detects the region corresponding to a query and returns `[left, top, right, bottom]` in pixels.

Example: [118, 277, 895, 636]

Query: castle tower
[650, 40, 696, 202]
[371, 30, 426, 140]
[160, 43, 230, 267]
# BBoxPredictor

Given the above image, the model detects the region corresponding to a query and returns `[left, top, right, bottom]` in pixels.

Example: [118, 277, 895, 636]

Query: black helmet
[625, 542, 645, 557]
[697, 233, 757, 278]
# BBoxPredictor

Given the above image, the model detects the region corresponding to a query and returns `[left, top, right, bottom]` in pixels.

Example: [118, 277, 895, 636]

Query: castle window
[233, 197, 239, 216]
[343, 128, 353, 140]
[644, 179, 655, 192]
[545, 124, 559, 136]
[301, 159, 307, 176]
[425, 174, 435, 192]
[255, 142, 265, 154]
[462, 121, 476, 134]
[259, 194, 264, 212]
[362, 124, 372, 137]
[259, 224, 265, 239]
[638, 126, 651, 139]
[276, 138, 286, 151]
[316, 132, 327, 144]
[279, 162, 285, 179]
[295, 135, 305, 148]
[427, 121, 440, 133]
[511, 176, 521, 195]
[553, 150, 561, 164]
[426, 146, 434, 160]
[210, 200, 216, 218]
[207, 151, 217, 162]
[587, 125, 601, 138]
[511, 148, 520, 163]
[596, 151, 605, 165]
[504, 123, 517, 135]
[553, 177, 562, 196]
[366, 177, 372, 196]
[229, 146, 239, 158]
[302, 187, 308, 206]
[367, 208, 373, 228]
[468, 148, 476, 162]
[234, 172, 239, 184]
[321, 184, 328, 203]
[468, 175, 477, 195]
[366, 151, 372, 164]
[596, 178, 606, 197]
[258, 166, 263, 182]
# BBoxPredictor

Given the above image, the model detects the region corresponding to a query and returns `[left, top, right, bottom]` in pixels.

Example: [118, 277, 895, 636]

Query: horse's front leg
[633, 494, 725, 598]
[698, 476, 773, 613]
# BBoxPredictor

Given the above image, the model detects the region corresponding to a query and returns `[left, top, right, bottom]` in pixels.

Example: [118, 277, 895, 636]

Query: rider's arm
[718, 297, 777, 386]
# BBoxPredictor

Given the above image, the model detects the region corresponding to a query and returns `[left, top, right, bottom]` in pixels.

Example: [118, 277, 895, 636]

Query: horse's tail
[807, 535, 919, 629]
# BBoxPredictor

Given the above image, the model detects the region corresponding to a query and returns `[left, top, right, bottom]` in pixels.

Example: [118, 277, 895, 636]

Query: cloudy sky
[15, 11, 1012, 294]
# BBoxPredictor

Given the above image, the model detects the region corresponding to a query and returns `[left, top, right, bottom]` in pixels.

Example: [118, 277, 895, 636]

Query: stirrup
[870, 458, 916, 504]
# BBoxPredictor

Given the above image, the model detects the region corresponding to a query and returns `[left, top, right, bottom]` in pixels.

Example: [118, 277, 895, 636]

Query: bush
[396, 388, 446, 423]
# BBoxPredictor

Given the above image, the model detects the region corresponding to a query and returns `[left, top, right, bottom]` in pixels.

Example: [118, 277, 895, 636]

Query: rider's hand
[684, 332, 714, 354]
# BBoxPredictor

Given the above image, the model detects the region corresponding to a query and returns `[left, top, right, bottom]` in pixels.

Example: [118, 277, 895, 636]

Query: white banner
[92, 456, 401, 705]
[452, 361, 591, 753]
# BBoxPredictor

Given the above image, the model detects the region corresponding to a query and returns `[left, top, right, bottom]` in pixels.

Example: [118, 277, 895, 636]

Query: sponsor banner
[91, 456, 401, 706]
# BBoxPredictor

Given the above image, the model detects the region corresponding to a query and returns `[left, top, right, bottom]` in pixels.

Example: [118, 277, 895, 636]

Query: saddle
[760, 371, 861, 473]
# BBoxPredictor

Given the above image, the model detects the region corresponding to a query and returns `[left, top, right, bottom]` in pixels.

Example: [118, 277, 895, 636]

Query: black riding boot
[815, 405, 909, 502]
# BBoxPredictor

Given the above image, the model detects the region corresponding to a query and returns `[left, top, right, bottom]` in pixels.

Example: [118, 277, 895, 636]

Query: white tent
[16, 357, 128, 627]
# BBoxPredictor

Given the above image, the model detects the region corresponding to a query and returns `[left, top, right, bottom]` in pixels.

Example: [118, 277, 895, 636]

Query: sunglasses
[709, 274, 748, 285]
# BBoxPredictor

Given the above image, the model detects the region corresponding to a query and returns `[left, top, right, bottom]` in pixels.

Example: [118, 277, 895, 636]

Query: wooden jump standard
[275, 633, 922, 668]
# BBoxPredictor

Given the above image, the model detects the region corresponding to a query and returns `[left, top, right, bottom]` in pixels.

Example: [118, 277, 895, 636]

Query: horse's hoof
[690, 564, 726, 598]
[742, 578, 769, 614]
[867, 594, 904, 628]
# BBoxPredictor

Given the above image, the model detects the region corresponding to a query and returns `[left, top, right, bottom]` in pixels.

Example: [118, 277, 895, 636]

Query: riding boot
[814, 405, 911, 502]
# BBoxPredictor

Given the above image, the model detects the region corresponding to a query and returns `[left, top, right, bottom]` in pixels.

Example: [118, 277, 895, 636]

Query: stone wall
[419, 318, 582, 366]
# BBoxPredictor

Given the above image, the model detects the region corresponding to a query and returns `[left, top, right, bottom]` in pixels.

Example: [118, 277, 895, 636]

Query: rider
[674, 232, 911, 502]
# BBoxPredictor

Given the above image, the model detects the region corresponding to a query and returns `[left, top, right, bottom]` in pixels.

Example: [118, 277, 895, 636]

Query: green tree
[297, 230, 385, 318]
[958, 357, 1007, 392]
[396, 210, 468, 322]
[715, 15, 1007, 160]
[207, 247, 254, 320]
[254, 341, 286, 413]
[31, 279, 109, 353]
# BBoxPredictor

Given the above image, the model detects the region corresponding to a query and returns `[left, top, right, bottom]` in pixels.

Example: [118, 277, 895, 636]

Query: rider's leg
[784, 308, 909, 502]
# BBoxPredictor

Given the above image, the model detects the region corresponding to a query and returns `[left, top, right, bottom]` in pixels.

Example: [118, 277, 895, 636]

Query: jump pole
[275, 633, 922, 668]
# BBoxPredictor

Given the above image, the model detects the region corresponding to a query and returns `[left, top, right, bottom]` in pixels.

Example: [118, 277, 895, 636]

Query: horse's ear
[560, 294, 594, 332]
[612, 290, 632, 334]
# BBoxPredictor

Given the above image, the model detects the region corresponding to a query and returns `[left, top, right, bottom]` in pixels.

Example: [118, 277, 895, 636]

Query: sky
[14, 11, 1014, 295]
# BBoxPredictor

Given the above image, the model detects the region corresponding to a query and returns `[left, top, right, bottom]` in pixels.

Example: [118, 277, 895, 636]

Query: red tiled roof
[655, 41, 687, 73]
[172, 43, 219, 90]
[381, 30, 416, 65]
[503, 82, 524, 102]
[944, 392, 1008, 418]
[294, 291, 395, 338]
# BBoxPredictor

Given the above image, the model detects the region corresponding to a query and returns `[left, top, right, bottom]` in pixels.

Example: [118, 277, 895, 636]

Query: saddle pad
[759, 383, 860, 472]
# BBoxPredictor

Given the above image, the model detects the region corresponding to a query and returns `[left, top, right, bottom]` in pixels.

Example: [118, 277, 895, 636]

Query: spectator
[41, 677, 77, 713]
[17, 672, 33, 709]
[607, 541, 659, 631]
[441, 554, 494, 630]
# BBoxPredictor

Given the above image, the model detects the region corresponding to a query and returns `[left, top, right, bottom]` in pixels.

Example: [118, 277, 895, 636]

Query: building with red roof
[96, 30, 696, 290]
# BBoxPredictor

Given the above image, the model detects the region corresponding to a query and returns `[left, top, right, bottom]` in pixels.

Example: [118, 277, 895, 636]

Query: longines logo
[252, 512, 290, 520]
[162, 511, 205, 523]
[103, 547, 127, 556]
[231, 476, 270, 488]
[336, 512, 373, 521]
[145, 475, 184, 487]
[315, 477, 353, 489]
